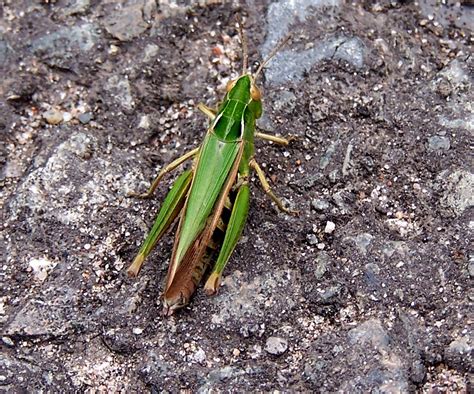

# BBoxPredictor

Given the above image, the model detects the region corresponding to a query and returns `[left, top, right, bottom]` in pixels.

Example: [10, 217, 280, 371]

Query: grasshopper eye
[250, 84, 261, 101]
[226, 79, 237, 92]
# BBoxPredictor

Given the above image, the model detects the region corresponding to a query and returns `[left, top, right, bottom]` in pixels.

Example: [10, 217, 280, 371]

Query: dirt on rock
[0, 0, 472, 392]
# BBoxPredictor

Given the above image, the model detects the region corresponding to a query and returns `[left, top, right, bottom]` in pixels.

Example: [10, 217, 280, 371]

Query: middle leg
[255, 131, 294, 146]
[249, 159, 299, 215]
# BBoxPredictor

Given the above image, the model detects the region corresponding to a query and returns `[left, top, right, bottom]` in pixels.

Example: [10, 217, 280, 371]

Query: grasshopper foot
[127, 191, 153, 199]
[127, 254, 145, 277]
[204, 272, 221, 296]
[284, 207, 300, 216]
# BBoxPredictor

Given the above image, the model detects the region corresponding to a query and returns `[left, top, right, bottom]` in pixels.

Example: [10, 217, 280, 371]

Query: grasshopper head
[226, 74, 261, 101]
[225, 74, 263, 119]
[226, 74, 261, 102]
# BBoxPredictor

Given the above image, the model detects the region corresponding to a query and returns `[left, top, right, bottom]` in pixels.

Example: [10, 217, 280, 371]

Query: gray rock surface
[30, 23, 98, 70]
[0, 1, 472, 392]
[428, 135, 451, 151]
[103, 1, 153, 42]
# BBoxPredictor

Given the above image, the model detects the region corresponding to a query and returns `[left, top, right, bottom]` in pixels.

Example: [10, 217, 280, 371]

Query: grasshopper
[127, 25, 296, 316]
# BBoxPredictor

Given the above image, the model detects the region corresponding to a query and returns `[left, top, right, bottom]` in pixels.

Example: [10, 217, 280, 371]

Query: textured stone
[265, 337, 288, 355]
[103, 3, 151, 41]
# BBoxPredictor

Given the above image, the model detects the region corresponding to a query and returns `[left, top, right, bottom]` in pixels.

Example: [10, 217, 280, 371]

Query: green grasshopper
[127, 25, 296, 316]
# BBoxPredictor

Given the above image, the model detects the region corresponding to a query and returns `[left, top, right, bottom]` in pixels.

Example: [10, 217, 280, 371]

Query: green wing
[167, 132, 240, 283]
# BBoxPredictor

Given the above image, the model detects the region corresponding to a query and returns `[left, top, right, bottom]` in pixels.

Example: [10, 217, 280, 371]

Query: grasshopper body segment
[128, 30, 294, 315]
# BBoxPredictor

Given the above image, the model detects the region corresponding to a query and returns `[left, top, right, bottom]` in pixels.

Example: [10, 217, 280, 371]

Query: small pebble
[324, 221, 336, 234]
[132, 327, 143, 335]
[311, 198, 330, 211]
[193, 348, 206, 363]
[428, 135, 450, 151]
[78, 112, 93, 124]
[314, 251, 330, 280]
[63, 112, 73, 122]
[29, 258, 55, 281]
[385, 219, 410, 237]
[43, 109, 63, 125]
[265, 336, 288, 355]
[468, 258, 474, 278]
[306, 233, 318, 245]
[109, 44, 119, 55]
[137, 115, 150, 129]
[2, 336, 14, 347]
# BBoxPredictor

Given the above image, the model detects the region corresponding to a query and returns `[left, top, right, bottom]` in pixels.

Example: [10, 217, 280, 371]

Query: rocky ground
[1, 0, 473, 392]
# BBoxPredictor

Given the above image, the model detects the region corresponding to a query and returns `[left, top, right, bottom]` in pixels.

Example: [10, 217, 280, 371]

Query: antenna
[254, 34, 292, 81]
[237, 17, 248, 74]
